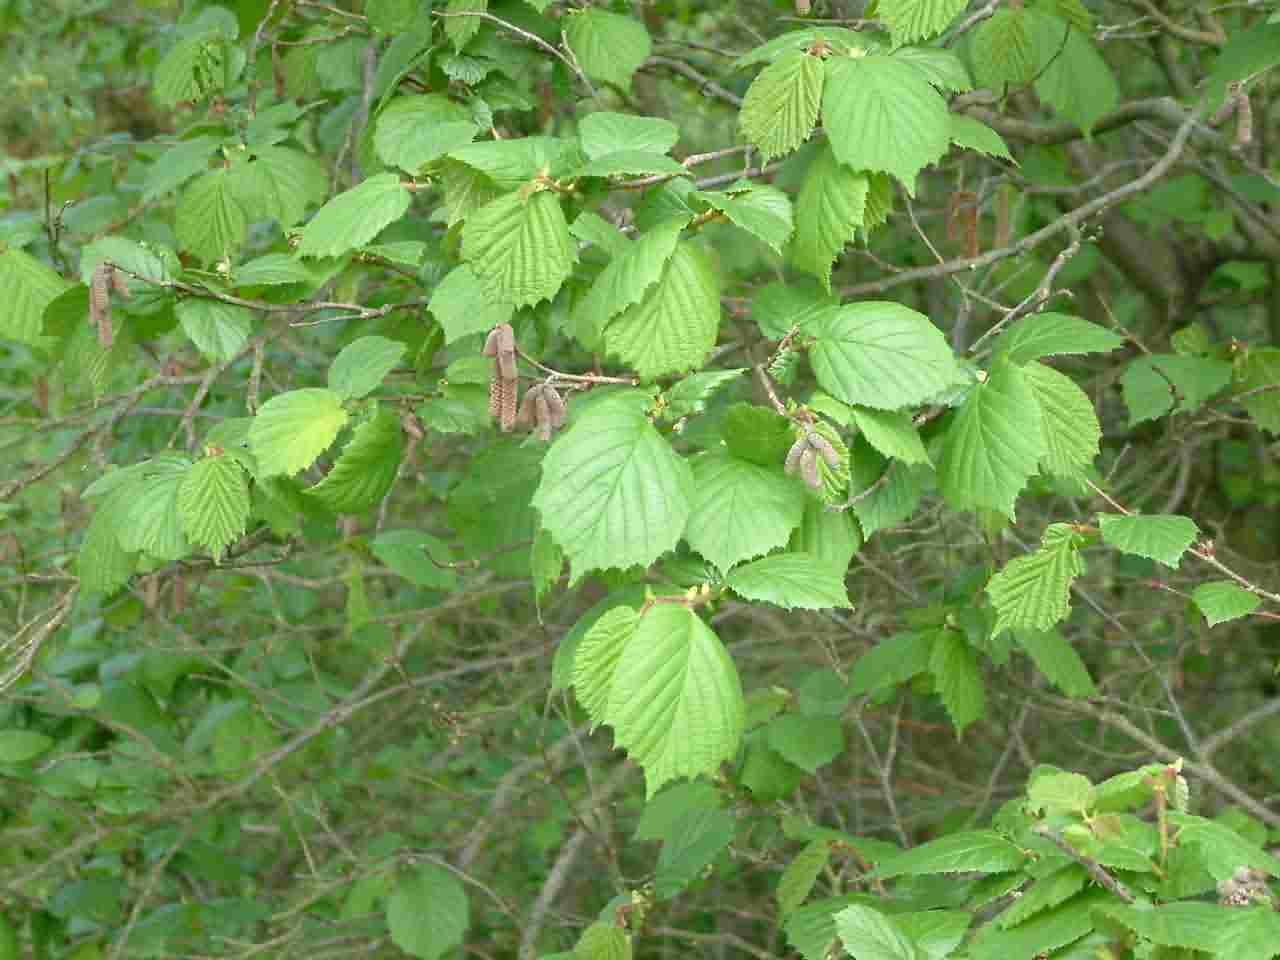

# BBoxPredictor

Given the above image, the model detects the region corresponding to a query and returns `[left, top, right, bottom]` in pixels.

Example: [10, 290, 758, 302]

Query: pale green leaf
[1192, 581, 1261, 627]
[306, 408, 403, 513]
[573, 922, 632, 960]
[1030, 15, 1119, 136]
[694, 184, 794, 255]
[896, 911, 971, 960]
[822, 55, 950, 194]
[767, 714, 844, 773]
[752, 277, 839, 339]
[142, 136, 217, 202]
[832, 905, 919, 960]
[116, 456, 193, 562]
[879, 0, 969, 45]
[873, 830, 1026, 878]
[1022, 362, 1100, 478]
[778, 841, 831, 917]
[564, 9, 652, 91]
[374, 95, 478, 173]
[970, 9, 1037, 89]
[439, 157, 502, 226]
[386, 864, 469, 960]
[462, 190, 576, 308]
[573, 605, 641, 728]
[1219, 908, 1280, 960]
[808, 301, 962, 410]
[1015, 630, 1097, 697]
[1235, 347, 1280, 435]
[655, 806, 736, 898]
[996, 864, 1087, 928]
[249, 388, 350, 478]
[443, 0, 486, 51]
[429, 264, 514, 344]
[929, 629, 985, 734]
[329, 336, 406, 401]
[531, 528, 564, 600]
[739, 50, 824, 161]
[788, 498, 861, 573]
[685, 451, 804, 572]
[573, 151, 687, 179]
[573, 217, 688, 343]
[448, 137, 578, 189]
[996, 312, 1124, 364]
[849, 632, 934, 695]
[570, 211, 631, 258]
[1098, 513, 1198, 568]
[154, 35, 229, 107]
[0, 245, 69, 344]
[579, 112, 678, 160]
[175, 168, 247, 265]
[987, 523, 1084, 635]
[532, 391, 693, 578]
[78, 485, 138, 596]
[367, 0, 420, 33]
[891, 46, 973, 91]
[948, 114, 1012, 160]
[177, 299, 252, 364]
[233, 253, 320, 287]
[1098, 902, 1228, 953]
[851, 407, 930, 465]
[791, 146, 869, 290]
[663, 369, 746, 420]
[178, 454, 250, 561]
[725, 552, 853, 610]
[937, 362, 1046, 516]
[966, 891, 1102, 960]
[786, 894, 878, 960]
[370, 530, 457, 590]
[227, 146, 327, 227]
[296, 173, 410, 259]
[733, 26, 877, 69]
[851, 459, 924, 538]
[603, 241, 720, 380]
[1168, 811, 1280, 881]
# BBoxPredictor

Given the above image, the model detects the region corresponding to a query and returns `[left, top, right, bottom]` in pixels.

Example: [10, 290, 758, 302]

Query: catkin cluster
[88, 262, 130, 349]
[785, 428, 839, 490]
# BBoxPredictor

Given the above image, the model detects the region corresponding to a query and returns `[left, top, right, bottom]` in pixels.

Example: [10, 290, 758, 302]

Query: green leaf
[822, 55, 950, 194]
[386, 864, 469, 960]
[929, 629, 985, 734]
[1021, 362, 1101, 478]
[655, 806, 736, 897]
[564, 9, 652, 91]
[443, 0, 486, 50]
[142, 136, 217, 203]
[233, 253, 320, 287]
[1219, 908, 1280, 960]
[606, 604, 745, 797]
[329, 336, 406, 401]
[726, 552, 853, 610]
[306, 408, 403, 513]
[154, 34, 229, 107]
[461, 190, 576, 308]
[1235, 347, 1280, 435]
[448, 440, 543, 577]
[996, 864, 1087, 928]
[970, 9, 1037, 89]
[177, 299, 252, 364]
[1206, 21, 1280, 107]
[1098, 902, 1227, 953]
[429, 264, 514, 344]
[573, 217, 688, 343]
[296, 173, 410, 258]
[721, 403, 795, 466]
[367, 0, 420, 32]
[967, 890, 1102, 960]
[533, 391, 692, 578]
[370, 530, 457, 590]
[786, 894, 878, 960]
[663, 369, 746, 420]
[987, 523, 1084, 635]
[892, 46, 973, 91]
[1169, 811, 1280, 881]
[849, 632, 934, 695]
[579, 112, 679, 160]
[832, 905, 919, 960]
[78, 485, 138, 596]
[739, 50, 824, 162]
[684, 451, 804, 572]
[694, 184, 794, 255]
[807, 302, 961, 410]
[0, 245, 69, 344]
[753, 277, 839, 339]
[635, 780, 724, 841]
[767, 714, 844, 773]
[1098, 513, 1198, 568]
[789, 498, 861, 573]
[937, 362, 1046, 516]
[1030, 15, 1118, 136]
[116, 456, 193, 562]
[228, 147, 328, 227]
[778, 841, 831, 917]
[896, 912, 971, 960]
[1192, 581, 1261, 627]
[572, 606, 641, 728]
[872, 830, 1026, 878]
[570, 211, 631, 258]
[1015, 630, 1096, 697]
[449, 136, 578, 189]
[948, 114, 1012, 160]
[573, 922, 632, 960]
[176, 168, 247, 265]
[851, 407, 929, 465]
[374, 95, 478, 173]
[0, 729, 55, 763]
[0, 910, 16, 960]
[178, 454, 250, 561]
[879, 0, 969, 45]
[1121, 354, 1233, 425]
[249, 388, 350, 478]
[602, 241, 720, 380]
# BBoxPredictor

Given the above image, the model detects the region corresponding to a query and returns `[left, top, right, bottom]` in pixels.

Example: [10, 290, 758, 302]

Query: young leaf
[851, 408, 930, 465]
[684, 451, 804, 572]
[822, 55, 950, 194]
[1098, 513, 1198, 568]
[970, 9, 1038, 89]
[606, 604, 745, 797]
[1021, 362, 1101, 478]
[995, 313, 1125, 364]
[461, 190, 576, 308]
[790, 150, 872, 292]
[1030, 14, 1119, 137]
[177, 299, 253, 364]
[831, 905, 919, 960]
[178, 454, 250, 561]
[778, 841, 831, 918]
[948, 115, 1013, 160]
[572, 605, 641, 727]
[725, 552, 853, 610]
[986, 523, 1085, 635]
[328, 336, 406, 401]
[937, 361, 1046, 516]
[374, 95, 478, 173]
[296, 173, 411, 258]
[305, 408, 403, 513]
[0, 245, 70, 344]
[663, 369, 746, 421]
[564, 9, 652, 91]
[386, 864, 469, 960]
[849, 632, 935, 695]
[872, 830, 1026, 878]
[176, 168, 247, 265]
[878, 0, 969, 45]
[694, 184, 794, 255]
[249, 388, 350, 478]
[1014, 630, 1097, 697]
[1191, 581, 1261, 627]
[739, 50, 824, 162]
[807, 302, 961, 410]
[532, 392, 693, 578]
[929, 630, 985, 734]
[442, 0, 485, 50]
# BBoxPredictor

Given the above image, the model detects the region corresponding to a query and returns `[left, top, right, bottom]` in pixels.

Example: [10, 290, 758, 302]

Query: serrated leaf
[1121, 354, 1233, 425]
[685, 451, 804, 572]
[789, 498, 861, 573]
[1015, 630, 1096, 697]
[971, 9, 1037, 89]
[448, 136, 579, 188]
[227, 146, 327, 227]
[305, 408, 402, 513]
[154, 34, 229, 107]
[937, 362, 1045, 516]
[997, 864, 1087, 928]
[786, 894, 879, 960]
[0, 245, 69, 344]
[533, 391, 692, 578]
[879, 0, 969, 45]
[178, 454, 250, 561]
[808, 302, 962, 410]
[1021, 362, 1100, 478]
[574, 151, 687, 179]
[721, 403, 795, 466]
[116, 456, 193, 562]
[822, 55, 950, 194]
[329, 336, 406, 400]
[663, 369, 746, 420]
[448, 441, 543, 577]
[531, 529, 564, 600]
[428, 264, 514, 344]
[1030, 14, 1118, 137]
[374, 95, 478, 173]
[1192, 581, 1261, 627]
[1098, 513, 1198, 568]
[695, 184, 794, 255]
[733, 26, 876, 69]
[753, 277, 840, 339]
[386, 864, 469, 960]
[739, 50, 824, 162]
[573, 922, 632, 960]
[249, 388, 350, 478]
[564, 9, 652, 91]
[997, 313, 1124, 364]
[833, 905, 919, 960]
[1235, 347, 1280, 435]
[929, 629, 985, 734]
[605, 604, 745, 797]
[896, 912, 970, 960]
[851, 407, 929, 465]
[443, 0, 486, 50]
[79, 486, 138, 596]
[767, 714, 844, 773]
[370, 530, 457, 590]
[603, 241, 720, 380]
[570, 211, 631, 258]
[0, 730, 55, 763]
[573, 217, 688, 342]
[726, 552, 852, 610]
[851, 457, 924, 538]
[234, 253, 319, 287]
[142, 136, 217, 203]
[461, 190, 576, 308]
[439, 157, 501, 226]
[849, 632, 934, 694]
[873, 830, 1026, 878]
[579, 112, 679, 160]
[177, 298, 252, 363]
[891, 46, 973, 91]
[779, 841, 831, 917]
[948, 114, 1012, 160]
[987, 523, 1084, 635]
[967, 890, 1102, 960]
[1219, 908, 1280, 960]
[572, 605, 641, 727]
[1169, 811, 1280, 880]
[655, 806, 737, 898]
[1098, 902, 1227, 953]
[296, 173, 410, 258]
[175, 168, 247, 265]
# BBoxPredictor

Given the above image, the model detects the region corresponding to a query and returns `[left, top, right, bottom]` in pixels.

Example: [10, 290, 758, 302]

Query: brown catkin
[489, 376, 518, 431]
[800, 447, 821, 490]
[784, 438, 806, 475]
[89, 263, 113, 349]
[1235, 91, 1253, 149]
[543, 384, 566, 428]
[515, 385, 539, 430]
[808, 432, 840, 469]
[109, 268, 131, 298]
[534, 391, 552, 442]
